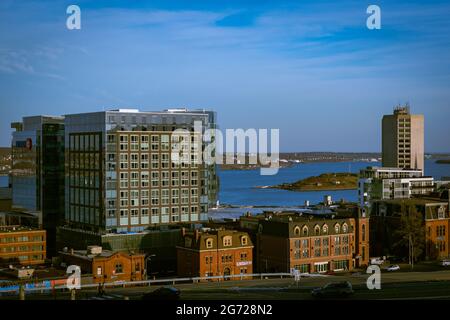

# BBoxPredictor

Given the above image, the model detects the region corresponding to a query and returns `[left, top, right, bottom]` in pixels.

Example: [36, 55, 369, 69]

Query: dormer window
[223, 236, 232, 247]
[294, 226, 301, 236]
[302, 226, 309, 237]
[241, 236, 248, 246]
[206, 238, 213, 249]
[335, 223, 341, 234]
[322, 224, 328, 235]
[342, 223, 348, 233]
[314, 225, 320, 236]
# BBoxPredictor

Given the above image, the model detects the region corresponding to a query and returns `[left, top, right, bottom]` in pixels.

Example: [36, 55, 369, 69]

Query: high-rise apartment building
[63, 108, 218, 234]
[10, 116, 65, 256]
[382, 105, 424, 171]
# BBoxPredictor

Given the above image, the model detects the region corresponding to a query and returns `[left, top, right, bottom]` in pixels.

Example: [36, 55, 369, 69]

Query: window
[119, 135, 128, 151]
[294, 226, 301, 236]
[362, 224, 366, 242]
[342, 223, 348, 233]
[120, 172, 128, 188]
[130, 154, 139, 169]
[162, 171, 169, 187]
[161, 189, 170, 205]
[141, 135, 149, 151]
[130, 135, 139, 151]
[141, 172, 149, 187]
[141, 154, 149, 169]
[130, 172, 139, 188]
[322, 224, 328, 234]
[130, 190, 139, 206]
[161, 153, 169, 169]
[223, 236, 232, 247]
[120, 153, 128, 169]
[314, 225, 320, 236]
[334, 223, 341, 234]
[151, 154, 159, 169]
[241, 236, 248, 245]
[206, 238, 213, 249]
[302, 226, 309, 237]
[161, 135, 169, 151]
[151, 190, 159, 205]
[151, 172, 159, 187]
[115, 263, 123, 274]
[181, 171, 189, 186]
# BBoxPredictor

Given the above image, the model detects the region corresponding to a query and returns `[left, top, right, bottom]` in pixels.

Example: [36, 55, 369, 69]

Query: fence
[1, 272, 299, 294]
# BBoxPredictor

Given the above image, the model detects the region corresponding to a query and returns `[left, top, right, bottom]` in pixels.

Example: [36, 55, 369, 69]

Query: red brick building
[239, 210, 369, 274]
[177, 229, 253, 281]
[370, 196, 450, 260]
[0, 226, 46, 266]
[59, 246, 145, 283]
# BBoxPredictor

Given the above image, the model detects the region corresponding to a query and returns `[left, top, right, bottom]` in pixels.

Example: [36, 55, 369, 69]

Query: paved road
[5, 270, 450, 300]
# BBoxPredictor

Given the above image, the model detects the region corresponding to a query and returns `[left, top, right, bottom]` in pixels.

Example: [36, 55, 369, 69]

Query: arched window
[294, 226, 301, 236]
[302, 226, 309, 237]
[342, 223, 348, 233]
[334, 223, 340, 234]
[314, 225, 320, 236]
[322, 224, 328, 235]
[362, 224, 366, 242]
[206, 238, 213, 249]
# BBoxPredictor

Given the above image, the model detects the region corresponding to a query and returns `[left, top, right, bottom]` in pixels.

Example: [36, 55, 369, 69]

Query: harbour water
[212, 159, 450, 219]
[0, 176, 7, 187]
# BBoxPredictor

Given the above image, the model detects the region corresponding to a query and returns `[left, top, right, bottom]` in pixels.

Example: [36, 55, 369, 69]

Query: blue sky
[0, 0, 449, 152]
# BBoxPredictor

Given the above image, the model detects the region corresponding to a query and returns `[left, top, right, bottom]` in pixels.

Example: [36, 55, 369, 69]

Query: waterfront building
[358, 167, 434, 214]
[177, 228, 253, 280]
[382, 105, 424, 171]
[59, 246, 145, 283]
[0, 226, 46, 266]
[10, 116, 65, 256]
[239, 210, 369, 274]
[63, 108, 217, 234]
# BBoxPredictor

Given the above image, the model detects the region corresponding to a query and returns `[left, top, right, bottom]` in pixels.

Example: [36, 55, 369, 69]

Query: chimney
[194, 229, 200, 241]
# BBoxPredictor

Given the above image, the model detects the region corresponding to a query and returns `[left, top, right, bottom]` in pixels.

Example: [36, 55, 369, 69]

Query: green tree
[393, 203, 425, 269]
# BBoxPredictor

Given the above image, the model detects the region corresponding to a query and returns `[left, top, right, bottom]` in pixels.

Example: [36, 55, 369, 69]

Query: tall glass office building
[10, 116, 65, 256]
[64, 108, 218, 234]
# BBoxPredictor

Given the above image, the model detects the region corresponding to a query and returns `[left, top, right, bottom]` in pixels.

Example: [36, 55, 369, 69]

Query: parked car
[386, 265, 400, 272]
[142, 287, 180, 300]
[311, 281, 354, 298]
[440, 260, 450, 267]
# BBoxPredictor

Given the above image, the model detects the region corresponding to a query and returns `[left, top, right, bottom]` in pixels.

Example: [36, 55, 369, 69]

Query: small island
[260, 173, 358, 192]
